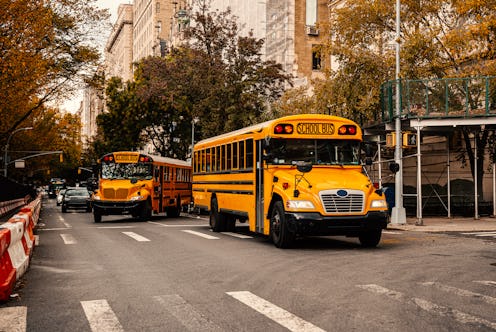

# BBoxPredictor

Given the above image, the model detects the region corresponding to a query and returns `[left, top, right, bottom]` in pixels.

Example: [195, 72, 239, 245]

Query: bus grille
[103, 188, 129, 199]
[319, 190, 364, 214]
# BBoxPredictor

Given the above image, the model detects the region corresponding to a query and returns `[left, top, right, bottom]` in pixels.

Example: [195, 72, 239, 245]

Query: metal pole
[3, 127, 33, 177]
[416, 126, 422, 225]
[474, 133, 479, 219]
[391, 0, 406, 224]
[493, 161, 495, 217]
[378, 142, 382, 189]
[447, 136, 451, 218]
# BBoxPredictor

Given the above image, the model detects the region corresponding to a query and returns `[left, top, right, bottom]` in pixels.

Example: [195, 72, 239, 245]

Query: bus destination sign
[114, 154, 139, 163]
[297, 123, 335, 135]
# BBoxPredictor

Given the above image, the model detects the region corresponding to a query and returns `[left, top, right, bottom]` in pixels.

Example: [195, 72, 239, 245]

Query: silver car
[61, 187, 92, 213]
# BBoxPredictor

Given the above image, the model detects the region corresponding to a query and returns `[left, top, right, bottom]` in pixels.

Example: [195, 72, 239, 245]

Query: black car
[61, 187, 92, 213]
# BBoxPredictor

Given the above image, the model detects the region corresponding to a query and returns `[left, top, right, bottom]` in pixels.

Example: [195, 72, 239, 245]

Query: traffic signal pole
[391, 0, 406, 225]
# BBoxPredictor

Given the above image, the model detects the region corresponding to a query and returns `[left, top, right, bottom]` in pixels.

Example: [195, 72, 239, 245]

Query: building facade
[106, 4, 134, 82]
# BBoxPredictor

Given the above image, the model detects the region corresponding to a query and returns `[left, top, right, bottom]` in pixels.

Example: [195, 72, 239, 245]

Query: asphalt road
[1, 198, 495, 332]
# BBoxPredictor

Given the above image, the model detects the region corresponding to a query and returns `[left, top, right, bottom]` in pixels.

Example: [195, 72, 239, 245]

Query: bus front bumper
[92, 200, 143, 215]
[284, 211, 389, 236]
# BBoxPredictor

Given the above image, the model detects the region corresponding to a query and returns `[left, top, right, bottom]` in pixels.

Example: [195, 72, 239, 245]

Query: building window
[156, 2, 160, 13]
[306, 0, 317, 26]
[312, 45, 321, 70]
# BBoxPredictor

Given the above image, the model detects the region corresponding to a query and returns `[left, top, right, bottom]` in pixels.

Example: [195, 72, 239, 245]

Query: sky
[61, 1, 125, 112]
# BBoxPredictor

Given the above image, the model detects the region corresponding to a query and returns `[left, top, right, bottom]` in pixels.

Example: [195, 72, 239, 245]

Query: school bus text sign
[296, 123, 335, 135]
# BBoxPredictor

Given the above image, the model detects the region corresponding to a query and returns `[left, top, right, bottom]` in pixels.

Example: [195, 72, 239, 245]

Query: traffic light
[78, 168, 81, 175]
[386, 133, 396, 147]
[59, 154, 63, 162]
[402, 132, 417, 147]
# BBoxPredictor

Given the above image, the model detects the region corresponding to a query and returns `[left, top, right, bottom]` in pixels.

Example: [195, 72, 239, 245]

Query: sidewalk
[387, 216, 496, 232]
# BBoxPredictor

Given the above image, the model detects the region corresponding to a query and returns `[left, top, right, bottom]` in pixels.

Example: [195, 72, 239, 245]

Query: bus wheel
[167, 196, 181, 218]
[139, 200, 152, 222]
[358, 230, 382, 247]
[270, 201, 295, 248]
[209, 197, 225, 232]
[225, 216, 236, 232]
[93, 209, 102, 223]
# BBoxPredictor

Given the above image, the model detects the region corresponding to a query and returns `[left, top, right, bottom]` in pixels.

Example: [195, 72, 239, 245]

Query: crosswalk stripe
[81, 299, 124, 332]
[0, 306, 27, 332]
[420, 281, 496, 305]
[358, 284, 496, 330]
[182, 230, 219, 239]
[122, 232, 150, 242]
[227, 291, 325, 332]
[148, 221, 208, 227]
[461, 231, 496, 236]
[474, 280, 496, 287]
[221, 232, 253, 239]
[153, 294, 222, 331]
[60, 233, 77, 245]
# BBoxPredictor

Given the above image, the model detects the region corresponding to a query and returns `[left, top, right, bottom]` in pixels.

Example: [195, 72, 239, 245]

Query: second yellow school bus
[92, 151, 192, 223]
[192, 114, 389, 248]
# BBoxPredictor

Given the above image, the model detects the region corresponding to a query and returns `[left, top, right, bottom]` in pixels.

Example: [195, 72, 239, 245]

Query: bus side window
[246, 139, 254, 169]
[222, 145, 227, 171]
[194, 151, 198, 173]
[233, 142, 238, 169]
[239, 140, 245, 169]
[215, 146, 220, 172]
[227, 144, 232, 170]
[164, 166, 169, 181]
[206, 148, 211, 172]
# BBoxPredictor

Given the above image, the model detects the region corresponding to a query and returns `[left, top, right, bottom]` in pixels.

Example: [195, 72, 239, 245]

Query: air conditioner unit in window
[306, 25, 319, 36]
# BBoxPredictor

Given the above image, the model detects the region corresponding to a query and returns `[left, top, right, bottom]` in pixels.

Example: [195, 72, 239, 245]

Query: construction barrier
[0, 195, 42, 301]
[0, 197, 28, 218]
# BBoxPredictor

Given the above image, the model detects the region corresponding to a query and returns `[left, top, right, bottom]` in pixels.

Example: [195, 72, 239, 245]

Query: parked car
[61, 187, 92, 213]
[56, 189, 67, 206]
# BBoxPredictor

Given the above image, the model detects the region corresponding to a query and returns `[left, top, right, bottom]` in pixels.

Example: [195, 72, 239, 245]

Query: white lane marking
[358, 284, 496, 330]
[34, 235, 39, 246]
[182, 230, 219, 239]
[221, 232, 253, 239]
[58, 216, 71, 228]
[122, 232, 150, 242]
[60, 234, 77, 245]
[38, 227, 72, 231]
[420, 281, 496, 305]
[81, 299, 124, 332]
[0, 306, 27, 331]
[474, 280, 496, 287]
[383, 231, 401, 235]
[227, 291, 325, 332]
[96, 226, 136, 229]
[461, 231, 496, 236]
[148, 221, 208, 227]
[154, 294, 222, 332]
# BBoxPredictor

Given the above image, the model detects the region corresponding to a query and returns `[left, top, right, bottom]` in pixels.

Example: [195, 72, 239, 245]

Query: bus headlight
[286, 200, 315, 209]
[130, 195, 145, 201]
[370, 199, 387, 209]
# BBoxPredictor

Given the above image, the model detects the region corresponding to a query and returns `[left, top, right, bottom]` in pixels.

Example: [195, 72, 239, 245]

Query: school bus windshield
[266, 139, 361, 166]
[101, 162, 153, 180]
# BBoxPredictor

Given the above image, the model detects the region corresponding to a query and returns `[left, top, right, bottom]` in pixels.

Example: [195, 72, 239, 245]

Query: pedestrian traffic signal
[402, 132, 417, 147]
[386, 133, 396, 147]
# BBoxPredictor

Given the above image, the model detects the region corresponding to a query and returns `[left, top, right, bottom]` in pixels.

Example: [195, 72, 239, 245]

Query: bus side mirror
[365, 157, 373, 166]
[92, 164, 98, 175]
[364, 143, 373, 158]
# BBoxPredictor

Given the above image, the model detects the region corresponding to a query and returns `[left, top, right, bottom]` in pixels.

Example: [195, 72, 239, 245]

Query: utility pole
[391, 0, 406, 224]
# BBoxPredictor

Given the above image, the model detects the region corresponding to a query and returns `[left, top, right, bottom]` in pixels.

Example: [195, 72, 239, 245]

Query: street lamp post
[3, 127, 33, 177]
[391, 0, 406, 224]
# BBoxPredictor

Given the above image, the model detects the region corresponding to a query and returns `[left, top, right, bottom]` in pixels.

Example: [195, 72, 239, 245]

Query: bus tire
[358, 229, 382, 247]
[209, 197, 225, 232]
[270, 201, 295, 248]
[139, 200, 152, 222]
[167, 196, 181, 218]
[225, 216, 236, 232]
[93, 209, 102, 223]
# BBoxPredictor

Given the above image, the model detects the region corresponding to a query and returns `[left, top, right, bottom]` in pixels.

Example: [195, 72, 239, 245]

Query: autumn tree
[0, 0, 109, 143]
[94, 77, 148, 155]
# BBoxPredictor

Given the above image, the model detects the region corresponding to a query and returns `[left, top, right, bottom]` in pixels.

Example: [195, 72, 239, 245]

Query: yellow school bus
[92, 151, 192, 223]
[192, 114, 388, 248]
